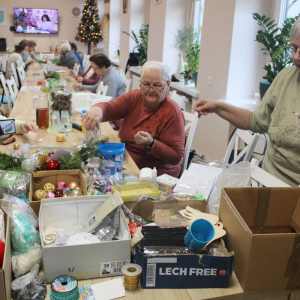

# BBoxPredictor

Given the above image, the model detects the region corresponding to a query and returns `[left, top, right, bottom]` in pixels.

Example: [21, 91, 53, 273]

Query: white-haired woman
[82, 61, 185, 177]
[193, 18, 300, 186]
[59, 42, 83, 73]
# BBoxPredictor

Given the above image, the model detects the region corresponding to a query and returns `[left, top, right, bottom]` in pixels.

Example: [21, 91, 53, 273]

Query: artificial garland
[78, 137, 109, 163]
[0, 153, 27, 172]
[58, 154, 82, 171]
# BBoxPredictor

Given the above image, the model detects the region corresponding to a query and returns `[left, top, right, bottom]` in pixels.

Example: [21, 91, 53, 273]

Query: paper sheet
[91, 278, 125, 300]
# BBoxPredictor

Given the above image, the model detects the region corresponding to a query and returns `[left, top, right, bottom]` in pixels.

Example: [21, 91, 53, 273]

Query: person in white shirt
[41, 14, 52, 31]
[6, 44, 25, 80]
[0, 116, 39, 134]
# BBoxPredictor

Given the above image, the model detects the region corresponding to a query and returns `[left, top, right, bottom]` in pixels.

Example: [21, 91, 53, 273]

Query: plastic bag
[11, 264, 47, 300]
[208, 161, 254, 216]
[0, 171, 30, 198]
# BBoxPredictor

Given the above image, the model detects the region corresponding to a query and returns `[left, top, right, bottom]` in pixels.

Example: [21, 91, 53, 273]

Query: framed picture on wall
[0, 8, 6, 26]
[123, 0, 128, 14]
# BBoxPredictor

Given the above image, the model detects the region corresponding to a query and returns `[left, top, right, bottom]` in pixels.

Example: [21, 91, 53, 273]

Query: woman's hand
[69, 69, 78, 79]
[134, 131, 153, 146]
[81, 106, 103, 129]
[20, 122, 39, 134]
[84, 90, 92, 93]
[193, 99, 218, 117]
[77, 76, 83, 83]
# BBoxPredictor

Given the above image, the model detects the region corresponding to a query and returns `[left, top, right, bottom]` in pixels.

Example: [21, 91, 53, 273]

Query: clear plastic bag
[208, 161, 254, 216]
[11, 264, 47, 300]
[0, 171, 30, 198]
[84, 124, 101, 144]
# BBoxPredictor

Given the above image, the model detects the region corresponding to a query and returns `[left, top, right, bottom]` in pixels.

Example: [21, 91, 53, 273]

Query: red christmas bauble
[46, 160, 60, 171]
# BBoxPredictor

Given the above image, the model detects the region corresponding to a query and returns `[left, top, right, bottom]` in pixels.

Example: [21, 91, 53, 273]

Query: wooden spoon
[184, 206, 219, 224]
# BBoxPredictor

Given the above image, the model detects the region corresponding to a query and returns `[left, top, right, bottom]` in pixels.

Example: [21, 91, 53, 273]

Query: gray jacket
[59, 51, 83, 73]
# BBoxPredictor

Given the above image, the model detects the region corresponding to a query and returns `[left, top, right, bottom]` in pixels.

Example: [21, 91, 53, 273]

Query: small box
[219, 187, 300, 291]
[111, 182, 161, 203]
[39, 196, 131, 283]
[156, 174, 179, 192]
[29, 169, 87, 202]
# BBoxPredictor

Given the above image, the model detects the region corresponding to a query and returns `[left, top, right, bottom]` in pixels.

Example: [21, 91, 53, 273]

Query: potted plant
[122, 24, 149, 65]
[180, 65, 193, 85]
[253, 13, 296, 99]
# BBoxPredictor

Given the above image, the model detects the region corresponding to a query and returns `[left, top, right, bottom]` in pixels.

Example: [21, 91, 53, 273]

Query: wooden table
[5, 66, 300, 300]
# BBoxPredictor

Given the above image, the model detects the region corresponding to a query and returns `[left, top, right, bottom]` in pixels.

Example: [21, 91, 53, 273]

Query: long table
[4, 66, 300, 300]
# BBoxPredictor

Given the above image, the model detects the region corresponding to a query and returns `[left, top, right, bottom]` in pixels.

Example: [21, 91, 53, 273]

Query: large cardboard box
[219, 187, 300, 292]
[39, 196, 131, 283]
[29, 169, 87, 202]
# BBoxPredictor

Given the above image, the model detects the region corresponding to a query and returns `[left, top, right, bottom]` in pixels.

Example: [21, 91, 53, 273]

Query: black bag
[0, 38, 6, 52]
[125, 52, 140, 74]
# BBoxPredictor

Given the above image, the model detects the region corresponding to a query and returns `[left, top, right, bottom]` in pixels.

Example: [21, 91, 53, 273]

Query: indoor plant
[180, 66, 193, 85]
[253, 13, 296, 98]
[122, 24, 149, 65]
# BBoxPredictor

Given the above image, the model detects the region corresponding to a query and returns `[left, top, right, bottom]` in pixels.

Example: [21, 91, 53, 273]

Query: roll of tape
[139, 167, 153, 179]
[122, 263, 142, 276]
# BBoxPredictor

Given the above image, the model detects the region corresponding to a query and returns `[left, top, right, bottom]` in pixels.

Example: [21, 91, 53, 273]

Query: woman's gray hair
[61, 42, 71, 52]
[141, 61, 171, 82]
[291, 18, 300, 41]
[93, 47, 106, 55]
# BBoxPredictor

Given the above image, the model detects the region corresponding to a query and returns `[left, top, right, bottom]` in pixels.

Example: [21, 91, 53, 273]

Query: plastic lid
[81, 110, 87, 116]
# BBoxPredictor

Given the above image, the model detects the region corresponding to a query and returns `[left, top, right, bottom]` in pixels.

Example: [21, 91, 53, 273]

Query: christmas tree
[75, 0, 103, 53]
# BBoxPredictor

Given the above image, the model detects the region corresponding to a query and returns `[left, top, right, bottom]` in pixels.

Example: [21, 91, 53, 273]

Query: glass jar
[33, 94, 49, 128]
[50, 81, 73, 115]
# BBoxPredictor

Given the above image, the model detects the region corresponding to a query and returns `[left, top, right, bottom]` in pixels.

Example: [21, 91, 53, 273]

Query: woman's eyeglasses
[140, 82, 168, 92]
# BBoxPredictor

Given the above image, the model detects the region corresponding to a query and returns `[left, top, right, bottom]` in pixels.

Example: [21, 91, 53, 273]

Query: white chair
[17, 64, 26, 86]
[6, 76, 19, 105]
[96, 81, 108, 96]
[169, 90, 186, 110]
[182, 111, 199, 172]
[40, 53, 54, 60]
[122, 75, 131, 93]
[250, 158, 291, 187]
[118, 69, 125, 76]
[83, 54, 91, 72]
[1, 54, 9, 73]
[73, 63, 80, 76]
[224, 129, 260, 166]
[10, 63, 19, 89]
[0, 72, 13, 113]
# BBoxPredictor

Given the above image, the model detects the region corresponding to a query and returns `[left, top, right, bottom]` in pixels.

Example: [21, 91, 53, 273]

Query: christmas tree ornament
[68, 181, 80, 190]
[46, 160, 60, 171]
[69, 190, 80, 197]
[63, 188, 72, 195]
[56, 181, 67, 192]
[74, 187, 83, 194]
[14, 144, 20, 150]
[46, 192, 56, 198]
[33, 190, 47, 201]
[43, 183, 55, 192]
[55, 191, 62, 198]
[21, 158, 37, 173]
[38, 153, 47, 169]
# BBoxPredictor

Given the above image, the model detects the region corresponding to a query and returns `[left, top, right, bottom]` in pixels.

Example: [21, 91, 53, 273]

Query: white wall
[108, 0, 121, 59]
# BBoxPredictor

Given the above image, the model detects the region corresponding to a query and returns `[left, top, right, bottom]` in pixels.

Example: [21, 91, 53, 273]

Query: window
[193, 0, 205, 42]
[276, 0, 300, 26]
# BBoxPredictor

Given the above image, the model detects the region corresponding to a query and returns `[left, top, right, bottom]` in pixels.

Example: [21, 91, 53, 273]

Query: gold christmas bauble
[74, 187, 83, 195]
[14, 144, 20, 150]
[68, 181, 80, 190]
[43, 183, 56, 192]
[33, 190, 47, 201]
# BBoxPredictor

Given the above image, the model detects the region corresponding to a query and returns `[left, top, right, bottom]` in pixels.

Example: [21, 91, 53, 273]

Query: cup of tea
[37, 77, 44, 86]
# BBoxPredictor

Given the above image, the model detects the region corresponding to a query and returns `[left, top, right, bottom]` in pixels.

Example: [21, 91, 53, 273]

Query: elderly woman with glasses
[82, 61, 185, 177]
[193, 18, 300, 187]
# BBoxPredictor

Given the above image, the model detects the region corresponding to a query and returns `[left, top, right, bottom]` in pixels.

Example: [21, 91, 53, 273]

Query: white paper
[91, 278, 125, 300]
[56, 70, 66, 73]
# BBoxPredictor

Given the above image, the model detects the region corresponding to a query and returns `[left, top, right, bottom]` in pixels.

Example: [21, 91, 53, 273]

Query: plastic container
[72, 93, 112, 112]
[81, 110, 87, 133]
[98, 143, 125, 178]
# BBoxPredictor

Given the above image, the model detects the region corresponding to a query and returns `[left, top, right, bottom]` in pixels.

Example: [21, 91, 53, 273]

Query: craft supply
[66, 232, 100, 245]
[0, 241, 4, 267]
[14, 143, 20, 150]
[183, 206, 219, 224]
[63, 188, 72, 195]
[44, 183, 56, 193]
[122, 263, 142, 291]
[79, 285, 96, 300]
[46, 159, 60, 170]
[43, 230, 59, 245]
[156, 174, 179, 192]
[68, 181, 80, 190]
[0, 209, 5, 243]
[50, 275, 80, 300]
[90, 278, 125, 300]
[39, 153, 47, 169]
[55, 191, 62, 198]
[56, 133, 67, 142]
[56, 181, 67, 192]
[46, 192, 56, 198]
[33, 190, 47, 201]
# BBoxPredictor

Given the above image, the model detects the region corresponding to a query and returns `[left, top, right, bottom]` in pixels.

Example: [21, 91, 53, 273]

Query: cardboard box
[29, 169, 87, 202]
[219, 187, 300, 292]
[39, 196, 131, 283]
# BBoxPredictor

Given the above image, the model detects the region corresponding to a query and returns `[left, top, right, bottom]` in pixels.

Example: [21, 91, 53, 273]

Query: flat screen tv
[14, 8, 58, 34]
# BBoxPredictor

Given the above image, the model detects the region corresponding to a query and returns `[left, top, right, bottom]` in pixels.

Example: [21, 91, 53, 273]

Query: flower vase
[184, 78, 191, 85]
[175, 54, 184, 82]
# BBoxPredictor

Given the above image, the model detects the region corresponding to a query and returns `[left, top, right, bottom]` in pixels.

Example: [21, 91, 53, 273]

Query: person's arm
[82, 82, 98, 93]
[31, 51, 37, 60]
[82, 75, 101, 85]
[104, 76, 118, 99]
[194, 99, 250, 130]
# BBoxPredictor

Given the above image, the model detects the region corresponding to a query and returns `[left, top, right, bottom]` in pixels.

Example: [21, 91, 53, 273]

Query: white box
[72, 93, 112, 112]
[39, 196, 131, 283]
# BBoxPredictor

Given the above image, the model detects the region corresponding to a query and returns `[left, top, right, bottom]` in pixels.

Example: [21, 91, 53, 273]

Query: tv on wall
[14, 8, 58, 34]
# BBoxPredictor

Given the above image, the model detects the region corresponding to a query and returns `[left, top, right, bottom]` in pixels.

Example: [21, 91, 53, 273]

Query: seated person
[22, 10, 37, 28]
[82, 54, 125, 99]
[41, 14, 52, 31]
[70, 43, 83, 71]
[0, 116, 39, 134]
[18, 40, 30, 64]
[59, 42, 83, 73]
[82, 61, 185, 177]
[68, 47, 105, 85]
[24, 40, 37, 62]
[6, 44, 25, 80]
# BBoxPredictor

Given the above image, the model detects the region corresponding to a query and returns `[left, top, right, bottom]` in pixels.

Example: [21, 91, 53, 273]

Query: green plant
[186, 41, 200, 72]
[180, 69, 192, 80]
[122, 24, 149, 65]
[44, 71, 60, 80]
[253, 13, 296, 84]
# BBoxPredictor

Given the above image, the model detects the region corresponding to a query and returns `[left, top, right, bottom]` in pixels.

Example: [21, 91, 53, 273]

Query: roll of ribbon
[122, 263, 142, 291]
[139, 167, 153, 179]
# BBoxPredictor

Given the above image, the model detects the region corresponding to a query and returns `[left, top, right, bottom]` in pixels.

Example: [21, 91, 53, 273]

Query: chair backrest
[10, 63, 19, 89]
[16, 64, 26, 86]
[122, 75, 131, 93]
[1, 55, 8, 72]
[6, 76, 19, 105]
[83, 55, 91, 73]
[182, 111, 199, 172]
[250, 158, 291, 187]
[224, 129, 260, 166]
[73, 63, 80, 75]
[96, 81, 108, 96]
[118, 69, 125, 76]
[0, 72, 12, 113]
[40, 53, 55, 60]
[169, 90, 186, 110]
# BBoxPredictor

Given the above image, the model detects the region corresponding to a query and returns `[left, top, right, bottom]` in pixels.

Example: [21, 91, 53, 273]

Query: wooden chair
[83, 55, 91, 72]
[40, 53, 54, 60]
[6, 76, 19, 105]
[250, 158, 291, 187]
[0, 73, 13, 113]
[10, 63, 20, 89]
[169, 90, 186, 110]
[96, 82, 108, 96]
[73, 63, 80, 76]
[16, 64, 26, 87]
[122, 75, 131, 93]
[182, 111, 199, 172]
[224, 129, 260, 166]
